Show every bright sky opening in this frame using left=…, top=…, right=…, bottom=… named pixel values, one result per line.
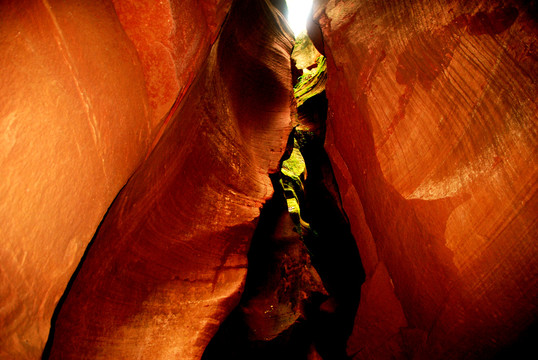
left=285, top=0, right=314, bottom=36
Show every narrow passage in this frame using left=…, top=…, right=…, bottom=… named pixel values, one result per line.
left=202, top=31, right=365, bottom=360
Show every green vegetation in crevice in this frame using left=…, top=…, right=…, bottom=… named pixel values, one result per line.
left=281, top=37, right=328, bottom=232
left=203, top=31, right=363, bottom=360
left=286, top=32, right=364, bottom=358
left=293, top=55, right=327, bottom=108
left=280, top=138, right=310, bottom=234
left=275, top=107, right=364, bottom=360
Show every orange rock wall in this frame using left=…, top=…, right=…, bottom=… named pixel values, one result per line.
left=47, top=0, right=293, bottom=358
left=2, top=0, right=536, bottom=358
left=0, top=0, right=150, bottom=357
left=314, top=0, right=537, bottom=358
left=111, top=0, right=232, bottom=127
left=0, top=0, right=231, bottom=358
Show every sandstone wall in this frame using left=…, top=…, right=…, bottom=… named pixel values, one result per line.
left=0, top=0, right=231, bottom=357
left=48, top=1, right=293, bottom=358
left=314, top=0, right=537, bottom=358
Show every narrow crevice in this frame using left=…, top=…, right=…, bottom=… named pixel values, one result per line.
left=203, top=172, right=323, bottom=360
left=295, top=121, right=364, bottom=359
left=203, top=32, right=365, bottom=360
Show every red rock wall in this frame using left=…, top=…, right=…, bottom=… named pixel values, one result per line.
left=314, top=0, right=537, bottom=358
left=111, top=0, right=232, bottom=127
left=0, top=0, right=231, bottom=358
left=0, top=0, right=150, bottom=357
left=3, top=0, right=535, bottom=358
left=47, top=0, right=293, bottom=358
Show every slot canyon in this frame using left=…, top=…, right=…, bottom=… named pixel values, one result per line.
left=0, top=0, right=536, bottom=359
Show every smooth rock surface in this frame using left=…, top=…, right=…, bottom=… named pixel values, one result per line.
left=0, top=0, right=233, bottom=358
left=2, top=0, right=537, bottom=358
left=314, top=0, right=537, bottom=358
left=0, top=1, right=151, bottom=357
left=47, top=0, right=293, bottom=358
left=291, top=33, right=322, bottom=71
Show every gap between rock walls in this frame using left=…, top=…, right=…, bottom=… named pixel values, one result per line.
left=202, top=29, right=365, bottom=360
left=3, top=0, right=534, bottom=359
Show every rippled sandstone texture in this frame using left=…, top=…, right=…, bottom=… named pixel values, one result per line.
left=47, top=0, right=293, bottom=358
left=2, top=0, right=537, bottom=358
left=0, top=0, right=231, bottom=358
left=313, top=0, right=537, bottom=358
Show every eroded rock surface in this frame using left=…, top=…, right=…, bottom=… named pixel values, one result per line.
left=47, top=0, right=293, bottom=358
left=239, top=181, right=327, bottom=342
left=0, top=1, right=151, bottom=357
left=313, top=0, right=537, bottom=358
left=111, top=0, right=232, bottom=127
left=292, top=33, right=322, bottom=72
left=0, top=0, right=281, bottom=358
left=2, top=0, right=537, bottom=358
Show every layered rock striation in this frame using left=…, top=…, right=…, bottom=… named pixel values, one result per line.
left=47, top=0, right=293, bottom=358
left=0, top=0, right=283, bottom=358
left=313, top=0, right=537, bottom=358
left=1, top=0, right=536, bottom=358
